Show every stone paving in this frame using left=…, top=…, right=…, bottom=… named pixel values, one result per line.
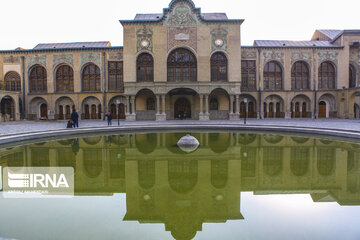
left=1, top=118, right=360, bottom=136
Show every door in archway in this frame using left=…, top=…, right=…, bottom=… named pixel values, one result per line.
left=65, top=105, right=71, bottom=119
left=174, top=98, right=191, bottom=119
left=84, top=104, right=90, bottom=119
left=110, top=104, right=117, bottom=119
left=240, top=102, right=245, bottom=118
left=59, top=106, right=64, bottom=120
left=98, top=105, right=102, bottom=119
left=119, top=103, right=125, bottom=119
left=1, top=97, right=15, bottom=120
left=248, top=102, right=255, bottom=118
left=302, top=103, right=307, bottom=118
left=276, top=103, right=281, bottom=118
left=319, top=101, right=326, bottom=118
left=40, top=104, right=48, bottom=119
left=295, top=103, right=300, bottom=118
left=268, top=103, right=274, bottom=118
left=91, top=105, right=97, bottom=119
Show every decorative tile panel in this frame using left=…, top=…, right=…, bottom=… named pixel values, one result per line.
left=53, top=54, right=73, bottom=66
left=263, top=51, right=284, bottom=64
left=3, top=56, right=20, bottom=64
left=241, top=51, right=257, bottom=59
left=291, top=52, right=312, bottom=64
left=80, top=53, right=101, bottom=67
left=108, top=52, right=123, bottom=61
left=136, top=27, right=153, bottom=52
left=211, top=27, right=228, bottom=52
left=167, top=27, right=197, bottom=52
left=317, top=51, right=338, bottom=64
left=27, top=55, right=46, bottom=67
left=165, top=3, right=197, bottom=26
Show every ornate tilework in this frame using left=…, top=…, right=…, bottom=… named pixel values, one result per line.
left=136, top=27, right=153, bottom=52
left=317, top=51, right=338, bottom=64
left=3, top=56, right=20, bottom=64
left=211, top=28, right=228, bottom=52
left=27, top=55, right=46, bottom=67
left=53, top=54, right=73, bottom=66
left=263, top=51, right=284, bottom=64
left=165, top=3, right=197, bottom=26
left=291, top=52, right=312, bottom=64
left=80, top=53, right=101, bottom=67
left=167, top=27, right=197, bottom=52
left=108, top=52, right=123, bottom=61
left=241, top=51, right=257, bottom=59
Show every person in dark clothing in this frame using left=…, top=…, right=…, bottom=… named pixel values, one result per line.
left=70, top=109, right=79, bottom=128
left=105, top=111, right=112, bottom=126
left=66, top=120, right=73, bottom=128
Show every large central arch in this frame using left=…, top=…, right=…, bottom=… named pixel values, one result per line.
left=167, top=88, right=199, bottom=120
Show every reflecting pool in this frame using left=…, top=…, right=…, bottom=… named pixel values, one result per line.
left=1, top=132, right=360, bottom=240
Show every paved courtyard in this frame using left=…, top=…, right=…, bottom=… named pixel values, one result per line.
left=1, top=118, right=360, bottom=136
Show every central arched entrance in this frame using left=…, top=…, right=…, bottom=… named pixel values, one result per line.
left=174, top=97, right=191, bottom=119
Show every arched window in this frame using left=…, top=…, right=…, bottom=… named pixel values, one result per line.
left=29, top=65, right=47, bottom=93
left=264, top=61, right=282, bottom=90
left=211, top=52, right=227, bottom=82
left=210, top=97, right=219, bottom=110
left=4, top=72, right=21, bottom=91
left=82, top=63, right=100, bottom=92
left=349, top=65, right=356, bottom=88
left=146, top=97, right=155, bottom=110
left=56, top=65, right=74, bottom=92
left=167, top=48, right=197, bottom=82
left=318, top=61, right=336, bottom=89
left=137, top=53, right=154, bottom=82
left=108, top=61, right=123, bottom=90
left=291, top=61, right=309, bottom=90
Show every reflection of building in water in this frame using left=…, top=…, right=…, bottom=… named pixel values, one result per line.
left=1, top=133, right=360, bottom=238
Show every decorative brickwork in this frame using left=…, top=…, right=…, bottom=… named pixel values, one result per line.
left=263, top=51, right=284, bottom=64
left=165, top=3, right=197, bottom=26
left=80, top=53, right=101, bottom=67
left=136, top=27, right=153, bottom=52
left=211, top=28, right=228, bottom=52
left=291, top=52, right=312, bottom=64
left=167, top=27, right=197, bottom=52
left=108, top=52, right=123, bottom=61
left=54, top=54, right=73, bottom=67
left=27, top=55, right=46, bottom=67
left=241, top=51, right=257, bottom=59
left=318, top=51, right=338, bottom=64
left=3, top=56, right=20, bottom=64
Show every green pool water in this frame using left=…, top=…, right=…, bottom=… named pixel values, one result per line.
left=0, top=132, right=360, bottom=240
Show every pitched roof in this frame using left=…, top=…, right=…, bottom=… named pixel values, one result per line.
left=317, top=30, right=343, bottom=40
left=134, top=14, right=163, bottom=20
left=201, top=13, right=228, bottom=20
left=33, top=41, right=111, bottom=49
left=253, top=40, right=339, bottom=48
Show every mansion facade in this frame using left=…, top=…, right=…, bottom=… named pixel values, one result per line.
left=1, top=0, right=360, bottom=122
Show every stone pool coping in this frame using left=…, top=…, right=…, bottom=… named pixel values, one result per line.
left=1, top=121, right=360, bottom=145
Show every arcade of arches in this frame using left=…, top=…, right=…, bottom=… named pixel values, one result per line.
left=0, top=0, right=360, bottom=122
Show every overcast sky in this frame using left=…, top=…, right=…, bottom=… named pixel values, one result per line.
left=0, top=0, right=359, bottom=50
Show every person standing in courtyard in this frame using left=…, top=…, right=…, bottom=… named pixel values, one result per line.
left=105, top=111, right=113, bottom=126
left=71, top=109, right=79, bottom=128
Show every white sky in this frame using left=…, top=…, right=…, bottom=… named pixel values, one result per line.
left=0, top=0, right=359, bottom=50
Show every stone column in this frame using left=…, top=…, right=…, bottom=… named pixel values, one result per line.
left=229, top=95, right=239, bottom=120
left=63, top=105, right=66, bottom=119
left=292, top=102, right=295, bottom=119
left=273, top=102, right=276, bottom=118
left=266, top=102, right=269, bottom=118
left=235, top=95, right=240, bottom=114
left=199, top=94, right=203, bottom=116
left=125, top=96, right=136, bottom=121
left=156, top=95, right=166, bottom=121
left=299, top=102, right=303, bottom=118
left=156, top=95, right=160, bottom=114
